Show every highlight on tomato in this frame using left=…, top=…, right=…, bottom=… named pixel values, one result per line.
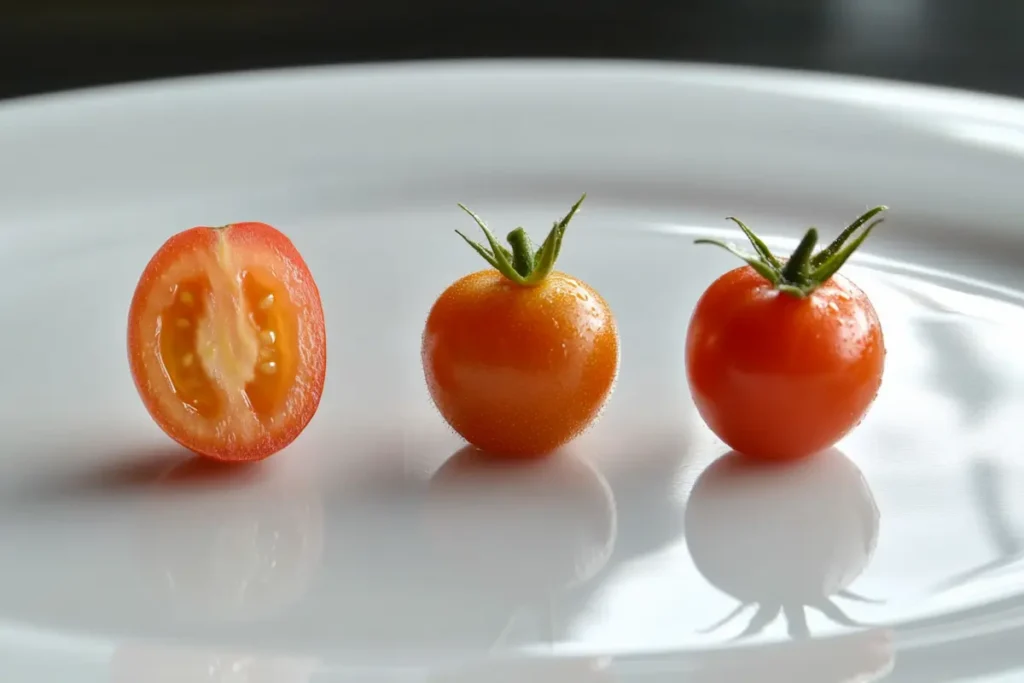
left=421, top=195, right=620, bottom=456
left=127, top=222, right=327, bottom=462
left=685, top=207, right=888, bottom=460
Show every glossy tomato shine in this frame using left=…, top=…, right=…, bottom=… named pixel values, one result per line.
left=128, top=222, right=326, bottom=461
left=423, top=270, right=619, bottom=456
left=686, top=266, right=885, bottom=460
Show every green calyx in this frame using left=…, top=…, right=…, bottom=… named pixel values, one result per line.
left=696, top=205, right=889, bottom=298
left=455, top=194, right=586, bottom=287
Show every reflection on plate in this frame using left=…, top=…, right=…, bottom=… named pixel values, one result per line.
left=425, top=447, right=618, bottom=600
left=685, top=449, right=880, bottom=640
left=137, top=458, right=325, bottom=623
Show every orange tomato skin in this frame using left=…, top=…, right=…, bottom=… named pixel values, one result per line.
left=422, top=270, right=619, bottom=456
left=127, top=222, right=326, bottom=462
left=686, top=266, right=885, bottom=460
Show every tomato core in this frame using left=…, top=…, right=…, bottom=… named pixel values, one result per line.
left=156, top=269, right=297, bottom=422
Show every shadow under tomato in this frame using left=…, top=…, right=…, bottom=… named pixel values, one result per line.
left=684, top=449, right=881, bottom=640
left=14, top=443, right=192, bottom=504
left=135, top=455, right=325, bottom=624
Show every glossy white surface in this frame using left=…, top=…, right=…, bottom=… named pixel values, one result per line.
left=1, top=60, right=1023, bottom=681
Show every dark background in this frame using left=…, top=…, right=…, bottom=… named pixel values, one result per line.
left=2, top=0, right=1023, bottom=101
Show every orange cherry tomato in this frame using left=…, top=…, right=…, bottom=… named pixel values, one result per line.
left=686, top=208, right=888, bottom=459
left=422, top=196, right=619, bottom=456
left=127, top=222, right=326, bottom=462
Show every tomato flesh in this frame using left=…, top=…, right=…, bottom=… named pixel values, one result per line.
left=686, top=266, right=885, bottom=459
left=128, top=223, right=326, bottom=461
left=422, top=270, right=619, bottom=456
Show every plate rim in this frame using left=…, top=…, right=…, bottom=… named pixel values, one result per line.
left=3, top=57, right=1024, bottom=119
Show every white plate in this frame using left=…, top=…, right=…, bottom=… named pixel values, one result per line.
left=1, top=59, right=1023, bottom=682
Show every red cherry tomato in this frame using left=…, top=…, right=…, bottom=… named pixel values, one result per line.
left=127, top=222, right=326, bottom=461
left=686, top=209, right=887, bottom=459
left=422, top=196, right=619, bottom=456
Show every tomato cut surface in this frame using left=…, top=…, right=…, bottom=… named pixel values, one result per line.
left=128, top=222, right=326, bottom=461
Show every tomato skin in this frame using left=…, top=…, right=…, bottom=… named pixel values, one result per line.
left=127, top=222, right=326, bottom=462
left=422, top=270, right=619, bottom=456
left=686, top=265, right=885, bottom=460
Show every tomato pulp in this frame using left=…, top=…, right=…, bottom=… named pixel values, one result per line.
left=422, top=196, right=619, bottom=456
left=127, top=222, right=326, bottom=461
left=686, top=208, right=887, bottom=459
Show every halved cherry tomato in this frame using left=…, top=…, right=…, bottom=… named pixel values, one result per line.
left=127, top=222, right=326, bottom=461
left=422, top=196, right=619, bottom=456
left=686, top=208, right=888, bottom=459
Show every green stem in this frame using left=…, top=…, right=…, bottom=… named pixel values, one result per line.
left=695, top=206, right=888, bottom=298
left=455, top=194, right=586, bottom=286
left=506, top=228, right=536, bottom=278
left=779, top=228, right=818, bottom=284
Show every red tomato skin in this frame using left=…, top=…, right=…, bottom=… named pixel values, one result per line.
left=422, top=270, right=619, bottom=456
left=686, top=265, right=885, bottom=460
left=127, top=222, right=327, bottom=462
